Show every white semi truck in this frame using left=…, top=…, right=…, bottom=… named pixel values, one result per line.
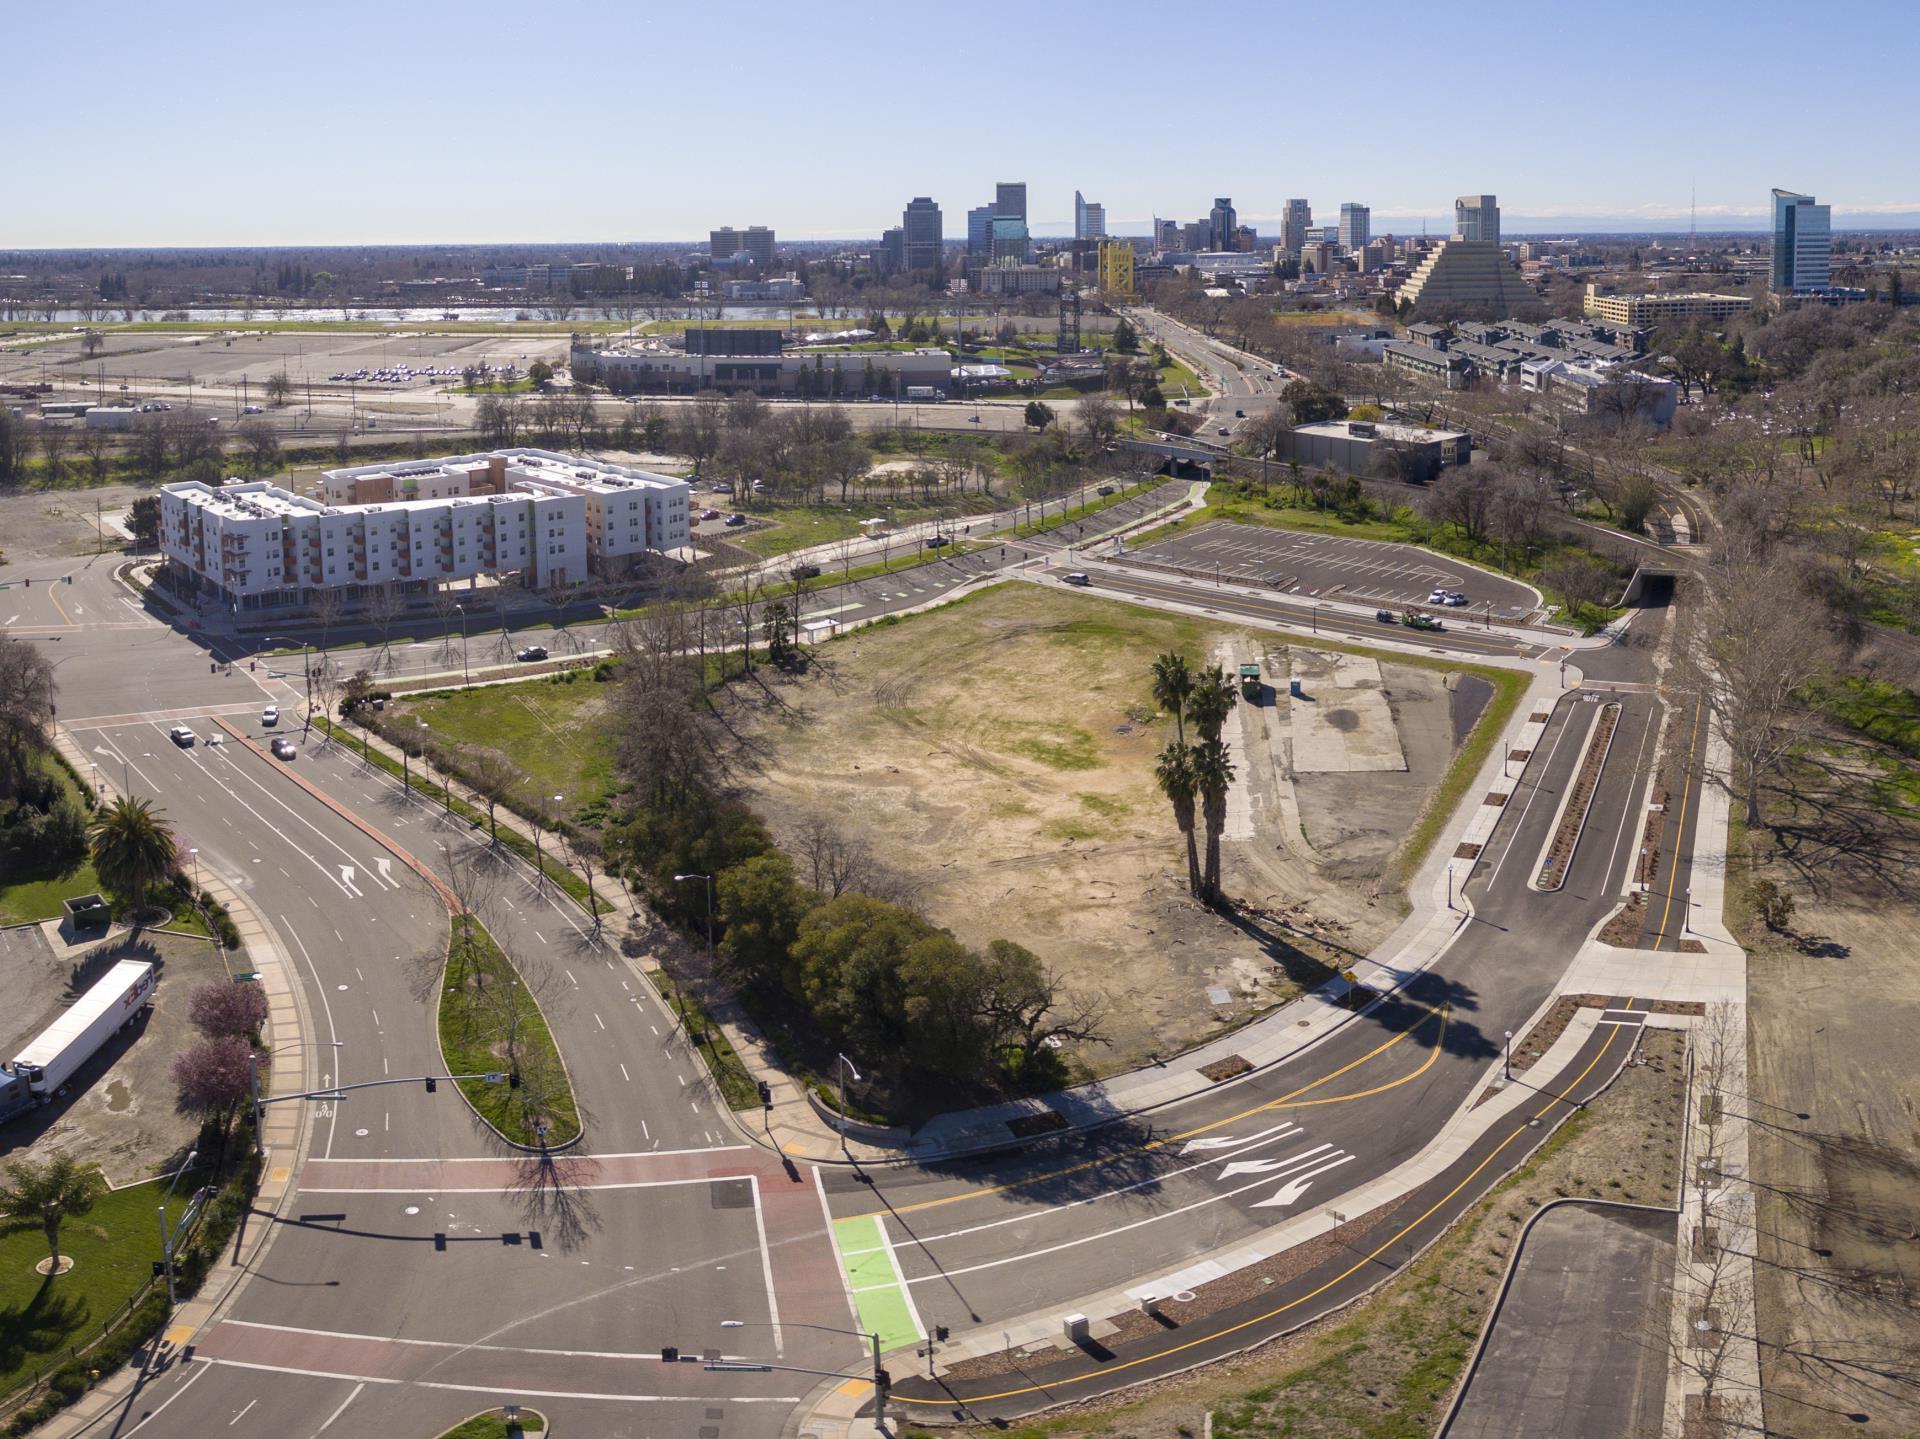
left=0, top=959, right=156, bottom=1122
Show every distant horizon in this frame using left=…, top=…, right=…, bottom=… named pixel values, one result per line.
left=4, top=213, right=1918, bottom=259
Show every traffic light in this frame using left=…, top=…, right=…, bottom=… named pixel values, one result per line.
left=508, top=1071, right=521, bottom=1090
left=425, top=1077, right=438, bottom=1093
left=935, top=1325, right=950, bottom=1341
left=152, top=1261, right=166, bottom=1278
left=660, top=1346, right=679, bottom=1363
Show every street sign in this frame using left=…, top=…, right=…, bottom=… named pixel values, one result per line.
left=705, top=1363, right=773, bottom=1373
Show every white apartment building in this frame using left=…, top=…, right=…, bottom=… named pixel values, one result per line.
left=160, top=448, right=689, bottom=609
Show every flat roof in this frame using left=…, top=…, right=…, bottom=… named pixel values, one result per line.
left=1295, top=419, right=1467, bottom=442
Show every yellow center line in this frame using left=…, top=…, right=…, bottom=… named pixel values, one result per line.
left=45, top=583, right=73, bottom=626
left=901, top=1001, right=1635, bottom=1406
left=1652, top=697, right=1705, bottom=947
left=857, top=1005, right=1447, bottom=1221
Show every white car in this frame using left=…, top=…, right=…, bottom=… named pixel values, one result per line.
left=261, top=705, right=280, bottom=727
left=169, top=725, right=195, bottom=747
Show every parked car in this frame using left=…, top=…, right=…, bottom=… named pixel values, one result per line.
left=1234, top=409, right=1245, bottom=417
left=261, top=705, right=279, bottom=727
left=725, top=513, right=747, bottom=527
left=169, top=725, right=195, bottom=746
left=516, top=645, right=549, bottom=662
left=1217, top=427, right=1230, bottom=435
left=1442, top=592, right=1468, bottom=606
left=271, top=737, right=296, bottom=761
left=699, top=508, right=721, bottom=521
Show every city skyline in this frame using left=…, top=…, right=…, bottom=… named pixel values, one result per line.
left=8, top=0, right=1919, bottom=247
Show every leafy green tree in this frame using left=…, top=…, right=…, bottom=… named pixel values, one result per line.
left=717, top=853, right=813, bottom=993
left=1280, top=377, right=1346, bottom=425
left=898, top=931, right=994, bottom=1078
left=1184, top=664, right=1238, bottom=743
left=1111, top=318, right=1139, bottom=354
left=1023, top=400, right=1054, bottom=430
left=128, top=495, right=160, bottom=549
left=87, top=794, right=178, bottom=914
left=791, top=893, right=936, bottom=1060
left=1151, top=652, right=1194, bottom=744
left=1155, top=740, right=1201, bottom=898
left=528, top=360, right=555, bottom=389
left=0, top=1154, right=104, bottom=1272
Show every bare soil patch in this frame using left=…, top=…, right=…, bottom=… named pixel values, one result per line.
left=1734, top=736, right=1920, bottom=1439
left=721, top=585, right=1473, bottom=1074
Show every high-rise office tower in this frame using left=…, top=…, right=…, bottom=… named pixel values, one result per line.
left=967, top=205, right=994, bottom=259
left=1453, top=195, right=1500, bottom=245
left=1075, top=191, right=1106, bottom=241
left=995, top=182, right=1027, bottom=223
left=1154, top=218, right=1181, bottom=250
left=1208, top=197, right=1237, bottom=252
left=708, top=226, right=775, bottom=268
left=1338, top=203, right=1371, bottom=255
left=1771, top=188, right=1832, bottom=293
left=902, top=196, right=943, bottom=271
left=991, top=182, right=1029, bottom=262
left=1281, top=198, right=1312, bottom=256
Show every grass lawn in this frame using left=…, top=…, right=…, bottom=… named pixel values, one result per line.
left=1129, top=487, right=1418, bottom=547
left=1158, top=356, right=1206, bottom=398
left=396, top=680, right=618, bottom=817
left=645, top=972, right=760, bottom=1111
left=436, top=1411, right=546, bottom=1439
left=0, top=755, right=101, bottom=925
left=0, top=1168, right=203, bottom=1394
left=438, top=918, right=581, bottom=1148
left=1810, top=674, right=1920, bottom=758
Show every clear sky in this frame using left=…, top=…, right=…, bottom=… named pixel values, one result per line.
left=9, top=0, right=1918, bottom=248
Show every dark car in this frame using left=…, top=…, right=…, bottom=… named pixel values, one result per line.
left=925, top=534, right=950, bottom=548
left=1096, top=484, right=1117, bottom=496
left=725, top=513, right=747, bottom=527
left=1375, top=609, right=1397, bottom=624
left=790, top=563, right=822, bottom=580
left=270, top=737, right=296, bottom=761
left=516, top=645, right=549, bottom=662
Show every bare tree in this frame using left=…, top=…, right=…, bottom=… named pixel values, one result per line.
left=1689, top=553, right=1835, bottom=825
left=464, top=749, right=524, bottom=845
left=39, top=425, right=69, bottom=485
left=792, top=815, right=875, bottom=899
left=366, top=582, right=406, bottom=672
left=75, top=424, right=113, bottom=483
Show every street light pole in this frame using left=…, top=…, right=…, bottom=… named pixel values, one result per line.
left=455, top=602, right=470, bottom=686
left=156, top=1147, right=198, bottom=1307
left=673, top=873, right=714, bottom=959
left=1504, top=1029, right=1514, bottom=1082
left=834, top=1051, right=861, bottom=1157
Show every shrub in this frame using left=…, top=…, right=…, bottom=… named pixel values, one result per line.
left=1750, top=877, right=1797, bottom=932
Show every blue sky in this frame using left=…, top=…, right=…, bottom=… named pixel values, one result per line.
left=9, top=0, right=1918, bottom=247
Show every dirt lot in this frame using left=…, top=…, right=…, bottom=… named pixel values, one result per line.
left=0, top=927, right=229, bottom=1185
left=915, top=1026, right=1687, bottom=1439
left=1734, top=737, right=1920, bottom=1439
left=723, top=584, right=1489, bottom=1074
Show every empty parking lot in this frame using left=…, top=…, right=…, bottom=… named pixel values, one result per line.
left=1127, top=522, right=1539, bottom=616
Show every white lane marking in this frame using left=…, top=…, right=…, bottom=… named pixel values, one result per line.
left=594, top=1013, right=605, bottom=1030
left=229, top=1397, right=257, bottom=1425
left=845, top=1126, right=1307, bottom=1256
left=750, top=1176, right=783, bottom=1355
left=337, top=865, right=362, bottom=897
left=203, top=1357, right=799, bottom=1404
left=1248, top=1154, right=1357, bottom=1209
left=282, top=917, right=343, bottom=1160
left=370, top=1009, right=380, bottom=1028
left=816, top=1163, right=869, bottom=1335
left=1485, top=700, right=1585, bottom=892
left=565, top=969, right=579, bottom=987
left=313, top=1380, right=365, bottom=1433
left=373, top=856, right=396, bottom=887
left=875, top=1213, right=925, bottom=1338
left=299, top=1143, right=742, bottom=1164
left=1179, top=1121, right=1297, bottom=1156
left=121, top=1359, right=209, bottom=1433
left=619, top=1063, right=630, bottom=1081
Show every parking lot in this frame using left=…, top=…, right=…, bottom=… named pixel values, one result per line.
left=1127, top=522, right=1539, bottom=617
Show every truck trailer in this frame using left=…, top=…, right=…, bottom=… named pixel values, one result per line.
left=0, top=959, right=156, bottom=1121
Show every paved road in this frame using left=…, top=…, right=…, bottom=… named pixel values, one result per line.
left=1444, top=1203, right=1675, bottom=1439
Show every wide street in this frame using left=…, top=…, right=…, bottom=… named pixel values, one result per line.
left=1, top=464, right=1694, bottom=1437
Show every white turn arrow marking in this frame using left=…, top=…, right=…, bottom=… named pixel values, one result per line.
left=1249, top=1154, right=1357, bottom=1209
left=1180, top=1121, right=1296, bottom=1157
left=1217, top=1143, right=1334, bottom=1182
left=373, top=856, right=395, bottom=886
left=337, top=865, right=363, bottom=897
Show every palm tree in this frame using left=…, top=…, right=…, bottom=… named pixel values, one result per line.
left=1185, top=664, right=1239, bottom=744
left=88, top=795, right=178, bottom=916
left=1154, top=740, right=1202, bottom=898
left=1150, top=652, right=1194, bottom=745
left=1191, top=738, right=1237, bottom=904
left=0, top=1154, right=104, bottom=1273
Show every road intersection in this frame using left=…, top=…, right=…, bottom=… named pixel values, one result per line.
left=1, top=463, right=1714, bottom=1439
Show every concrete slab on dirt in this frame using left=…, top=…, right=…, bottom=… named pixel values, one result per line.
left=1287, top=650, right=1407, bottom=774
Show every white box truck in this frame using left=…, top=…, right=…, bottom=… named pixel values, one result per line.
left=0, top=959, right=156, bottom=1121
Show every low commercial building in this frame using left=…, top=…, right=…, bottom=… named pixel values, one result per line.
left=1383, top=339, right=1473, bottom=390
left=975, top=264, right=1061, bottom=296
left=1582, top=285, right=1753, bottom=329
left=160, top=448, right=690, bottom=609
left=571, top=341, right=952, bottom=397
left=1520, top=361, right=1678, bottom=429
left=1279, top=418, right=1471, bottom=484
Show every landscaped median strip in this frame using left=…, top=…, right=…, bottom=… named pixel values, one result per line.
left=830, top=1214, right=923, bottom=1351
